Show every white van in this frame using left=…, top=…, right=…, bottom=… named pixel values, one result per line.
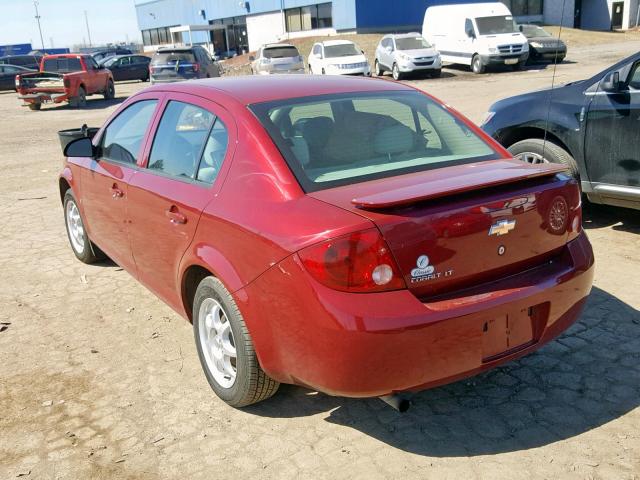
left=422, top=2, right=529, bottom=74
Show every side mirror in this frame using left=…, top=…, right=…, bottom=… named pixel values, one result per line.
left=361, top=50, right=365, bottom=54
left=601, top=71, right=621, bottom=93
left=466, top=29, right=476, bottom=39
left=249, top=55, right=255, bottom=61
left=518, top=25, right=523, bottom=32
left=64, top=137, right=96, bottom=158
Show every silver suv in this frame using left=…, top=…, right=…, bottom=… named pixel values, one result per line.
left=375, top=33, right=442, bottom=80
left=250, top=44, right=305, bottom=75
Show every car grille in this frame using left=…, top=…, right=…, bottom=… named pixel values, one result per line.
left=413, top=58, right=435, bottom=66
left=497, top=44, right=523, bottom=54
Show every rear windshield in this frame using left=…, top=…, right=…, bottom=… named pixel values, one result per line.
left=263, top=46, right=300, bottom=58
left=324, top=44, right=360, bottom=58
left=42, top=57, right=83, bottom=73
left=151, top=51, right=196, bottom=65
left=250, top=91, right=498, bottom=192
left=396, top=37, right=432, bottom=50
left=475, top=15, right=518, bottom=35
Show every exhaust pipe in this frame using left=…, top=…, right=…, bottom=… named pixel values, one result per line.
left=379, top=394, right=411, bottom=412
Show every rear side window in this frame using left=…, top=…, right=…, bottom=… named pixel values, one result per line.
left=250, top=91, right=497, bottom=192
left=197, top=118, right=229, bottom=184
left=148, top=101, right=215, bottom=179
left=101, top=100, right=158, bottom=164
left=151, top=51, right=196, bottom=65
left=43, top=57, right=83, bottom=73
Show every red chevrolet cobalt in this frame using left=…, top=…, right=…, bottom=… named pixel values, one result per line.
left=60, top=76, right=594, bottom=408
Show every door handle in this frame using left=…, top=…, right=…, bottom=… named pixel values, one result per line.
left=110, top=184, right=124, bottom=198
left=165, top=206, right=187, bottom=224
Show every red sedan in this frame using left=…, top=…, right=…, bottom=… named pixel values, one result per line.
left=59, top=75, right=594, bottom=408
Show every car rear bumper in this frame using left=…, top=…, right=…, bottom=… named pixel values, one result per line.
left=18, top=91, right=70, bottom=104
left=239, top=231, right=594, bottom=397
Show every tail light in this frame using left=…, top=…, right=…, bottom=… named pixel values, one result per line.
left=15, top=75, right=20, bottom=87
left=150, top=66, right=157, bottom=74
left=193, top=63, right=200, bottom=72
left=298, top=229, right=406, bottom=293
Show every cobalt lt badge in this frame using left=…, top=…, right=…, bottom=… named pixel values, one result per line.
left=489, top=219, right=516, bottom=236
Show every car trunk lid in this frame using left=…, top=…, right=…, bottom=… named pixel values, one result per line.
left=308, top=159, right=579, bottom=299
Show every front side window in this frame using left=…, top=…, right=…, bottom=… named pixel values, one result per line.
left=475, top=15, right=518, bottom=35
left=148, top=101, right=215, bottom=179
left=628, top=63, right=640, bottom=90
left=101, top=100, right=158, bottom=164
left=250, top=91, right=498, bottom=192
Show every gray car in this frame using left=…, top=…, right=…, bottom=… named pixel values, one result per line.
left=150, top=46, right=221, bottom=84
left=250, top=44, right=305, bottom=75
left=374, top=33, right=442, bottom=80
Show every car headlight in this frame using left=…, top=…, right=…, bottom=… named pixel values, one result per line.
left=397, top=53, right=411, bottom=61
left=530, top=41, right=542, bottom=49
left=481, top=111, right=496, bottom=125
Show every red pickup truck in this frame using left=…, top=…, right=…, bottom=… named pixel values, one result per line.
left=16, top=54, right=114, bottom=110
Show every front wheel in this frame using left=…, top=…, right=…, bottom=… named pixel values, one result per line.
left=193, top=276, right=279, bottom=407
left=392, top=63, right=402, bottom=80
left=508, top=138, right=579, bottom=179
left=63, top=190, right=104, bottom=263
left=374, top=59, right=383, bottom=76
left=430, top=69, right=442, bottom=78
left=471, top=54, right=485, bottom=74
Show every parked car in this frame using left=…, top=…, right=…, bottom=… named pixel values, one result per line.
left=59, top=75, right=593, bottom=408
left=0, top=64, right=34, bottom=91
left=423, top=2, right=529, bottom=74
left=101, top=55, right=151, bottom=82
left=250, top=43, right=305, bottom=75
left=308, top=40, right=370, bottom=76
left=482, top=51, right=640, bottom=211
left=150, top=46, right=221, bottom=84
left=0, top=54, right=43, bottom=70
left=91, top=47, right=133, bottom=64
left=375, top=33, right=441, bottom=80
left=519, top=24, right=567, bottom=64
left=16, top=54, right=114, bottom=110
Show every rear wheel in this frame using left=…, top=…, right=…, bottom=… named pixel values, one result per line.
left=392, top=63, right=402, bottom=80
left=28, top=102, right=41, bottom=111
left=471, top=54, right=485, bottom=74
left=374, top=59, right=383, bottom=76
left=508, top=138, right=579, bottom=179
left=70, top=87, right=87, bottom=108
left=193, top=276, right=279, bottom=407
left=103, top=80, right=115, bottom=100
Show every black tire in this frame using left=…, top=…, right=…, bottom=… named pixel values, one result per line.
left=63, top=190, right=104, bottom=264
left=374, top=59, right=383, bottom=76
left=321, top=68, right=326, bottom=75
left=512, top=61, right=524, bottom=71
left=193, top=276, right=279, bottom=407
left=28, top=102, right=41, bottom=111
left=430, top=69, right=442, bottom=78
left=471, top=54, right=485, bottom=74
left=508, top=138, right=580, bottom=179
left=392, top=63, right=402, bottom=80
left=70, top=87, right=87, bottom=108
left=103, top=80, right=115, bottom=100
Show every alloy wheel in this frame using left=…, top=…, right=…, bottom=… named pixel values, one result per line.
left=515, top=151, right=550, bottom=165
left=198, top=298, right=237, bottom=389
left=65, top=200, right=85, bottom=254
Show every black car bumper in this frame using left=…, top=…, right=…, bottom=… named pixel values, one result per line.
left=530, top=47, right=567, bottom=61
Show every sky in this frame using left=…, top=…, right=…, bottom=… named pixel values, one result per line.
left=0, top=0, right=142, bottom=49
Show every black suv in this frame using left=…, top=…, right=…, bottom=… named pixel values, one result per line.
left=150, top=46, right=221, bottom=84
left=0, top=54, right=43, bottom=70
left=482, top=51, right=640, bottom=211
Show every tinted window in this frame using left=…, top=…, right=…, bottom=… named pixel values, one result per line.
left=151, top=51, right=196, bottom=65
left=324, top=43, right=359, bottom=58
left=263, top=46, right=300, bottom=58
left=148, top=101, right=215, bottom=179
left=197, top=118, right=229, bottom=184
left=101, top=100, right=158, bottom=164
left=43, top=57, right=83, bottom=73
left=251, top=92, right=497, bottom=192
left=475, top=15, right=517, bottom=35
left=629, top=63, right=640, bottom=90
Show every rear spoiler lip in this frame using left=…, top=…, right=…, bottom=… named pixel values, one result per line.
left=351, top=161, right=568, bottom=210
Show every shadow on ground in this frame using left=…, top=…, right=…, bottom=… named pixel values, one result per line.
left=583, top=202, right=639, bottom=234
left=246, top=286, right=640, bottom=457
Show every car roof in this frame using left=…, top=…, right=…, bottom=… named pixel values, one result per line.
left=144, top=75, right=413, bottom=105
left=384, top=32, right=422, bottom=39
left=319, top=40, right=355, bottom=46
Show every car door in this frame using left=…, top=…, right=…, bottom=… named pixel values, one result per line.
left=79, top=95, right=160, bottom=273
left=0, top=66, right=12, bottom=90
left=585, top=61, right=640, bottom=191
left=83, top=56, right=103, bottom=93
left=127, top=93, right=236, bottom=310
left=133, top=56, right=150, bottom=80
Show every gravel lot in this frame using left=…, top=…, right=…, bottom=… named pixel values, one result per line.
left=1, top=39, right=639, bottom=480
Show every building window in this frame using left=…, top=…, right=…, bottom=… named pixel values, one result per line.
left=141, top=26, right=176, bottom=46
left=500, top=0, right=543, bottom=16
left=285, top=3, right=332, bottom=32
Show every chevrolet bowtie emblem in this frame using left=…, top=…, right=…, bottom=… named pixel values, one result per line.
left=489, top=219, right=516, bottom=236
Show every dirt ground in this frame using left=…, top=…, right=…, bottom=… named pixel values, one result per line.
left=1, top=37, right=639, bottom=480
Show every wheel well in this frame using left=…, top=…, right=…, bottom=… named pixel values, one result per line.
left=79, top=84, right=85, bottom=92
left=182, top=265, right=213, bottom=322
left=59, top=178, right=70, bottom=204
left=499, top=127, right=574, bottom=158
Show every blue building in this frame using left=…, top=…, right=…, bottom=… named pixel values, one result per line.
left=134, top=0, right=634, bottom=54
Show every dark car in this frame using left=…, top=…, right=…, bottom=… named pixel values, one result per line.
left=0, top=64, right=34, bottom=91
left=91, top=48, right=133, bottom=64
left=150, top=46, right=221, bottom=84
left=0, top=54, right=43, bottom=70
left=482, top=51, right=640, bottom=211
left=101, top=55, right=150, bottom=82
left=519, top=24, right=567, bottom=63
